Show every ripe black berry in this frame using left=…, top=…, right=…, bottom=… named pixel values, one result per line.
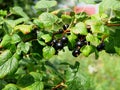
left=72, top=49, right=80, bottom=57
left=52, top=39, right=57, bottom=44
left=76, top=41, right=84, bottom=47
left=97, top=42, right=105, bottom=51
left=63, top=24, right=69, bottom=30
left=61, top=36, right=68, bottom=43
left=55, top=41, right=63, bottom=50
left=58, top=29, right=64, bottom=33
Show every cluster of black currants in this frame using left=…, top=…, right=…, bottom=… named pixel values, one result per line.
left=47, top=24, right=105, bottom=57
left=72, top=35, right=90, bottom=57
left=47, top=24, right=69, bottom=54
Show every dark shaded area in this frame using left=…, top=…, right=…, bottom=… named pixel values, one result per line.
left=105, top=28, right=120, bottom=54
left=17, top=74, right=34, bottom=87
left=0, top=0, right=37, bottom=17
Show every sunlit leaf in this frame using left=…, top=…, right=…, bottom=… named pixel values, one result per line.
left=35, top=0, right=57, bottom=9
left=14, top=25, right=33, bottom=34
left=39, top=12, right=58, bottom=27
left=0, top=57, right=18, bottom=78
left=72, top=22, right=88, bottom=35
left=43, top=46, right=55, bottom=59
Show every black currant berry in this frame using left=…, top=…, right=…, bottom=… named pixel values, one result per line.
left=55, top=41, right=63, bottom=50
left=76, top=41, right=84, bottom=47
left=72, top=49, right=80, bottom=57
left=61, top=36, right=68, bottom=43
left=58, top=29, right=64, bottom=33
left=83, top=41, right=90, bottom=45
left=52, top=39, right=57, bottom=44
left=97, top=42, right=105, bottom=51
left=63, top=24, right=69, bottom=30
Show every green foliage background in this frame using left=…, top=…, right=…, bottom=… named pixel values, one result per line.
left=0, top=0, right=120, bottom=90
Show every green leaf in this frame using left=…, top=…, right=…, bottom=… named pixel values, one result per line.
left=24, top=81, right=44, bottom=90
left=0, top=10, right=7, bottom=16
left=0, top=50, right=12, bottom=66
left=33, top=19, right=44, bottom=28
left=42, top=46, right=55, bottom=59
left=0, top=34, right=11, bottom=48
left=80, top=45, right=93, bottom=57
left=0, top=57, right=18, bottom=78
left=61, top=15, right=72, bottom=24
left=37, top=40, right=46, bottom=46
left=99, top=0, right=120, bottom=14
left=41, top=34, right=52, bottom=43
left=17, top=74, right=35, bottom=87
left=5, top=20, right=16, bottom=28
left=86, top=33, right=100, bottom=46
left=14, top=18, right=28, bottom=25
left=30, top=72, right=43, bottom=82
left=0, top=16, right=4, bottom=24
left=11, top=34, right=21, bottom=44
left=2, top=84, right=19, bottom=90
left=10, top=6, right=29, bottom=19
left=72, top=22, right=88, bottom=35
left=16, top=42, right=31, bottom=54
left=68, top=33, right=77, bottom=49
left=14, top=25, right=33, bottom=34
left=105, top=29, right=120, bottom=55
left=3, top=21, right=13, bottom=34
left=17, top=72, right=43, bottom=89
left=79, top=0, right=95, bottom=4
left=91, top=21, right=105, bottom=33
left=35, top=0, right=57, bottom=9
left=39, top=12, right=58, bottom=27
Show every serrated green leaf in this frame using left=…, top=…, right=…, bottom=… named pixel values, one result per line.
left=0, top=57, right=18, bottom=78
left=10, top=6, right=29, bottom=19
left=39, top=12, right=58, bottom=27
left=37, top=31, right=44, bottom=39
left=61, top=14, right=72, bottom=24
left=35, top=0, right=57, bottom=9
left=24, top=81, right=44, bottom=90
left=2, top=84, right=19, bottom=90
left=11, top=34, right=21, bottom=44
left=43, top=46, right=55, bottom=59
left=30, top=72, right=43, bottom=82
left=0, top=34, right=11, bottom=48
left=16, top=42, right=31, bottom=54
left=86, top=33, right=100, bottom=46
left=91, top=21, right=105, bottom=33
left=80, top=45, right=93, bottom=57
left=68, top=33, right=77, bottom=49
left=33, top=19, right=44, bottom=28
left=41, top=34, right=52, bottom=43
left=14, top=25, right=33, bottom=34
left=72, top=22, right=88, bottom=35
left=37, top=40, right=46, bottom=46
left=0, top=50, right=12, bottom=66
left=5, top=20, right=16, bottom=28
